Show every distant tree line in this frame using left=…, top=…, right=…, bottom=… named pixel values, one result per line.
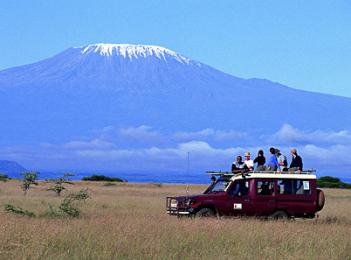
left=82, top=175, right=124, bottom=182
left=317, top=176, right=351, bottom=189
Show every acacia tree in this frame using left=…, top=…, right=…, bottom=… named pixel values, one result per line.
left=21, top=171, right=39, bottom=195
left=47, top=173, right=74, bottom=196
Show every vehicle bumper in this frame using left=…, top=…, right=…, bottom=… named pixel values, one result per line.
left=166, top=209, right=191, bottom=215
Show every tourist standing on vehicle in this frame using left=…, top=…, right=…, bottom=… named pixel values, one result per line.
left=267, top=147, right=279, bottom=171
left=232, top=155, right=244, bottom=172
left=276, top=149, right=288, bottom=171
left=254, top=149, right=266, bottom=171
left=289, top=148, right=303, bottom=171
left=243, top=152, right=254, bottom=171
left=210, top=176, right=216, bottom=184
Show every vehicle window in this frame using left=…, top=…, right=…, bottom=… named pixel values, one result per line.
left=210, top=180, right=230, bottom=192
left=228, top=180, right=249, bottom=196
left=256, top=181, right=274, bottom=196
left=277, top=180, right=311, bottom=195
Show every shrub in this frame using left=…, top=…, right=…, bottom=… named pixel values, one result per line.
left=0, top=173, right=9, bottom=182
left=46, top=189, right=90, bottom=218
left=4, top=189, right=90, bottom=219
left=82, top=175, right=124, bottom=182
left=47, top=173, right=74, bottom=196
left=21, top=171, right=39, bottom=195
left=4, top=204, right=36, bottom=217
left=58, top=198, right=80, bottom=218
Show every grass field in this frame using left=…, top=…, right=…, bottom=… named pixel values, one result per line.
left=0, top=180, right=350, bottom=259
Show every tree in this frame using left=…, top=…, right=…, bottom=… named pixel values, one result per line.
left=21, top=172, right=39, bottom=195
left=47, top=173, right=74, bottom=196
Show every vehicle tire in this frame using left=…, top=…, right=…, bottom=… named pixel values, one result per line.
left=195, top=208, right=215, bottom=218
left=317, top=189, right=325, bottom=211
left=269, top=210, right=288, bottom=220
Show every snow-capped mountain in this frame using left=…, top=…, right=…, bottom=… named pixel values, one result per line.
left=0, top=43, right=351, bottom=177
left=1, top=43, right=350, bottom=145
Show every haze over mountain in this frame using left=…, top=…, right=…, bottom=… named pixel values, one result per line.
left=0, top=43, right=350, bottom=180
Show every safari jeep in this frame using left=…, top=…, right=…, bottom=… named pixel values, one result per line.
left=166, top=171, right=325, bottom=219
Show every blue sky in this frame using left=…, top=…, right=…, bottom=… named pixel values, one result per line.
left=1, top=0, right=350, bottom=97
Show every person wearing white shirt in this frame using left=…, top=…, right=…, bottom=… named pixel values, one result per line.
left=244, top=152, right=254, bottom=171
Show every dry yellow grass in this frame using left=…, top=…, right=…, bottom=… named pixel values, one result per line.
left=0, top=180, right=350, bottom=259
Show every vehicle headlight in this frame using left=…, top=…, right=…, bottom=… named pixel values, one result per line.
left=170, top=201, right=178, bottom=208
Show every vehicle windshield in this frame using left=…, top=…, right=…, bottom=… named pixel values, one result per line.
left=209, top=178, right=230, bottom=193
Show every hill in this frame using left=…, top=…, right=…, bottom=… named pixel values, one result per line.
left=0, top=160, right=27, bottom=178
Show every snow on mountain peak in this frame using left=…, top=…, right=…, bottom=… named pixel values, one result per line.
left=78, top=43, right=192, bottom=64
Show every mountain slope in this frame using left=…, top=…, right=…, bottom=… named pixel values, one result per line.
left=0, top=160, right=27, bottom=178
left=0, top=43, right=350, bottom=146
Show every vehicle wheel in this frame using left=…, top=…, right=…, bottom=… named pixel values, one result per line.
left=269, top=210, right=288, bottom=220
left=317, top=190, right=325, bottom=211
left=195, top=208, right=215, bottom=218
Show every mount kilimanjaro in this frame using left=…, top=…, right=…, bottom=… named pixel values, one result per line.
left=1, top=43, right=350, bottom=147
left=0, top=43, right=351, bottom=178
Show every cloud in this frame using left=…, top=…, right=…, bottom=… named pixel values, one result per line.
left=270, top=124, right=351, bottom=145
left=173, top=128, right=214, bottom=139
left=119, top=125, right=161, bottom=140
left=173, top=128, right=247, bottom=141
left=63, top=139, right=115, bottom=150
left=73, top=141, right=237, bottom=160
left=2, top=124, right=351, bottom=178
left=75, top=148, right=139, bottom=159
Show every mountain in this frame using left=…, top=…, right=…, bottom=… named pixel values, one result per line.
left=0, top=160, right=27, bottom=178
left=0, top=43, right=350, bottom=177
left=1, top=43, right=351, bottom=146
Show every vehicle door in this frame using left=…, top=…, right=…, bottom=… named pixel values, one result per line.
left=224, top=179, right=253, bottom=216
left=252, top=179, right=276, bottom=215
left=276, top=179, right=314, bottom=215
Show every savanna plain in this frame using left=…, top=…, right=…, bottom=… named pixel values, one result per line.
left=0, top=180, right=350, bottom=260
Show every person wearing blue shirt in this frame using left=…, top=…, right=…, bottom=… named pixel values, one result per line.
left=267, top=147, right=279, bottom=171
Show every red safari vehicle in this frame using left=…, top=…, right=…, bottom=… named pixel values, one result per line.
left=166, top=171, right=325, bottom=219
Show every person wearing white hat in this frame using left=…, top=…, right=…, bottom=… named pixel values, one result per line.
left=244, top=151, right=254, bottom=171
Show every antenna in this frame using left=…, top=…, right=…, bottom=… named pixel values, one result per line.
left=186, top=152, right=190, bottom=195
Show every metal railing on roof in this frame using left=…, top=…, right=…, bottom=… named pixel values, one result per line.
left=207, top=169, right=316, bottom=176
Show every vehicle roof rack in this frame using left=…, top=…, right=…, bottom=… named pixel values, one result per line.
left=206, top=169, right=316, bottom=176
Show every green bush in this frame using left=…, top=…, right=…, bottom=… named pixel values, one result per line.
left=58, top=199, right=80, bottom=218
left=5, top=189, right=90, bottom=219
left=4, top=204, right=36, bottom=217
left=317, top=176, right=351, bottom=189
left=82, top=175, right=124, bottom=182
left=0, top=173, right=9, bottom=182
